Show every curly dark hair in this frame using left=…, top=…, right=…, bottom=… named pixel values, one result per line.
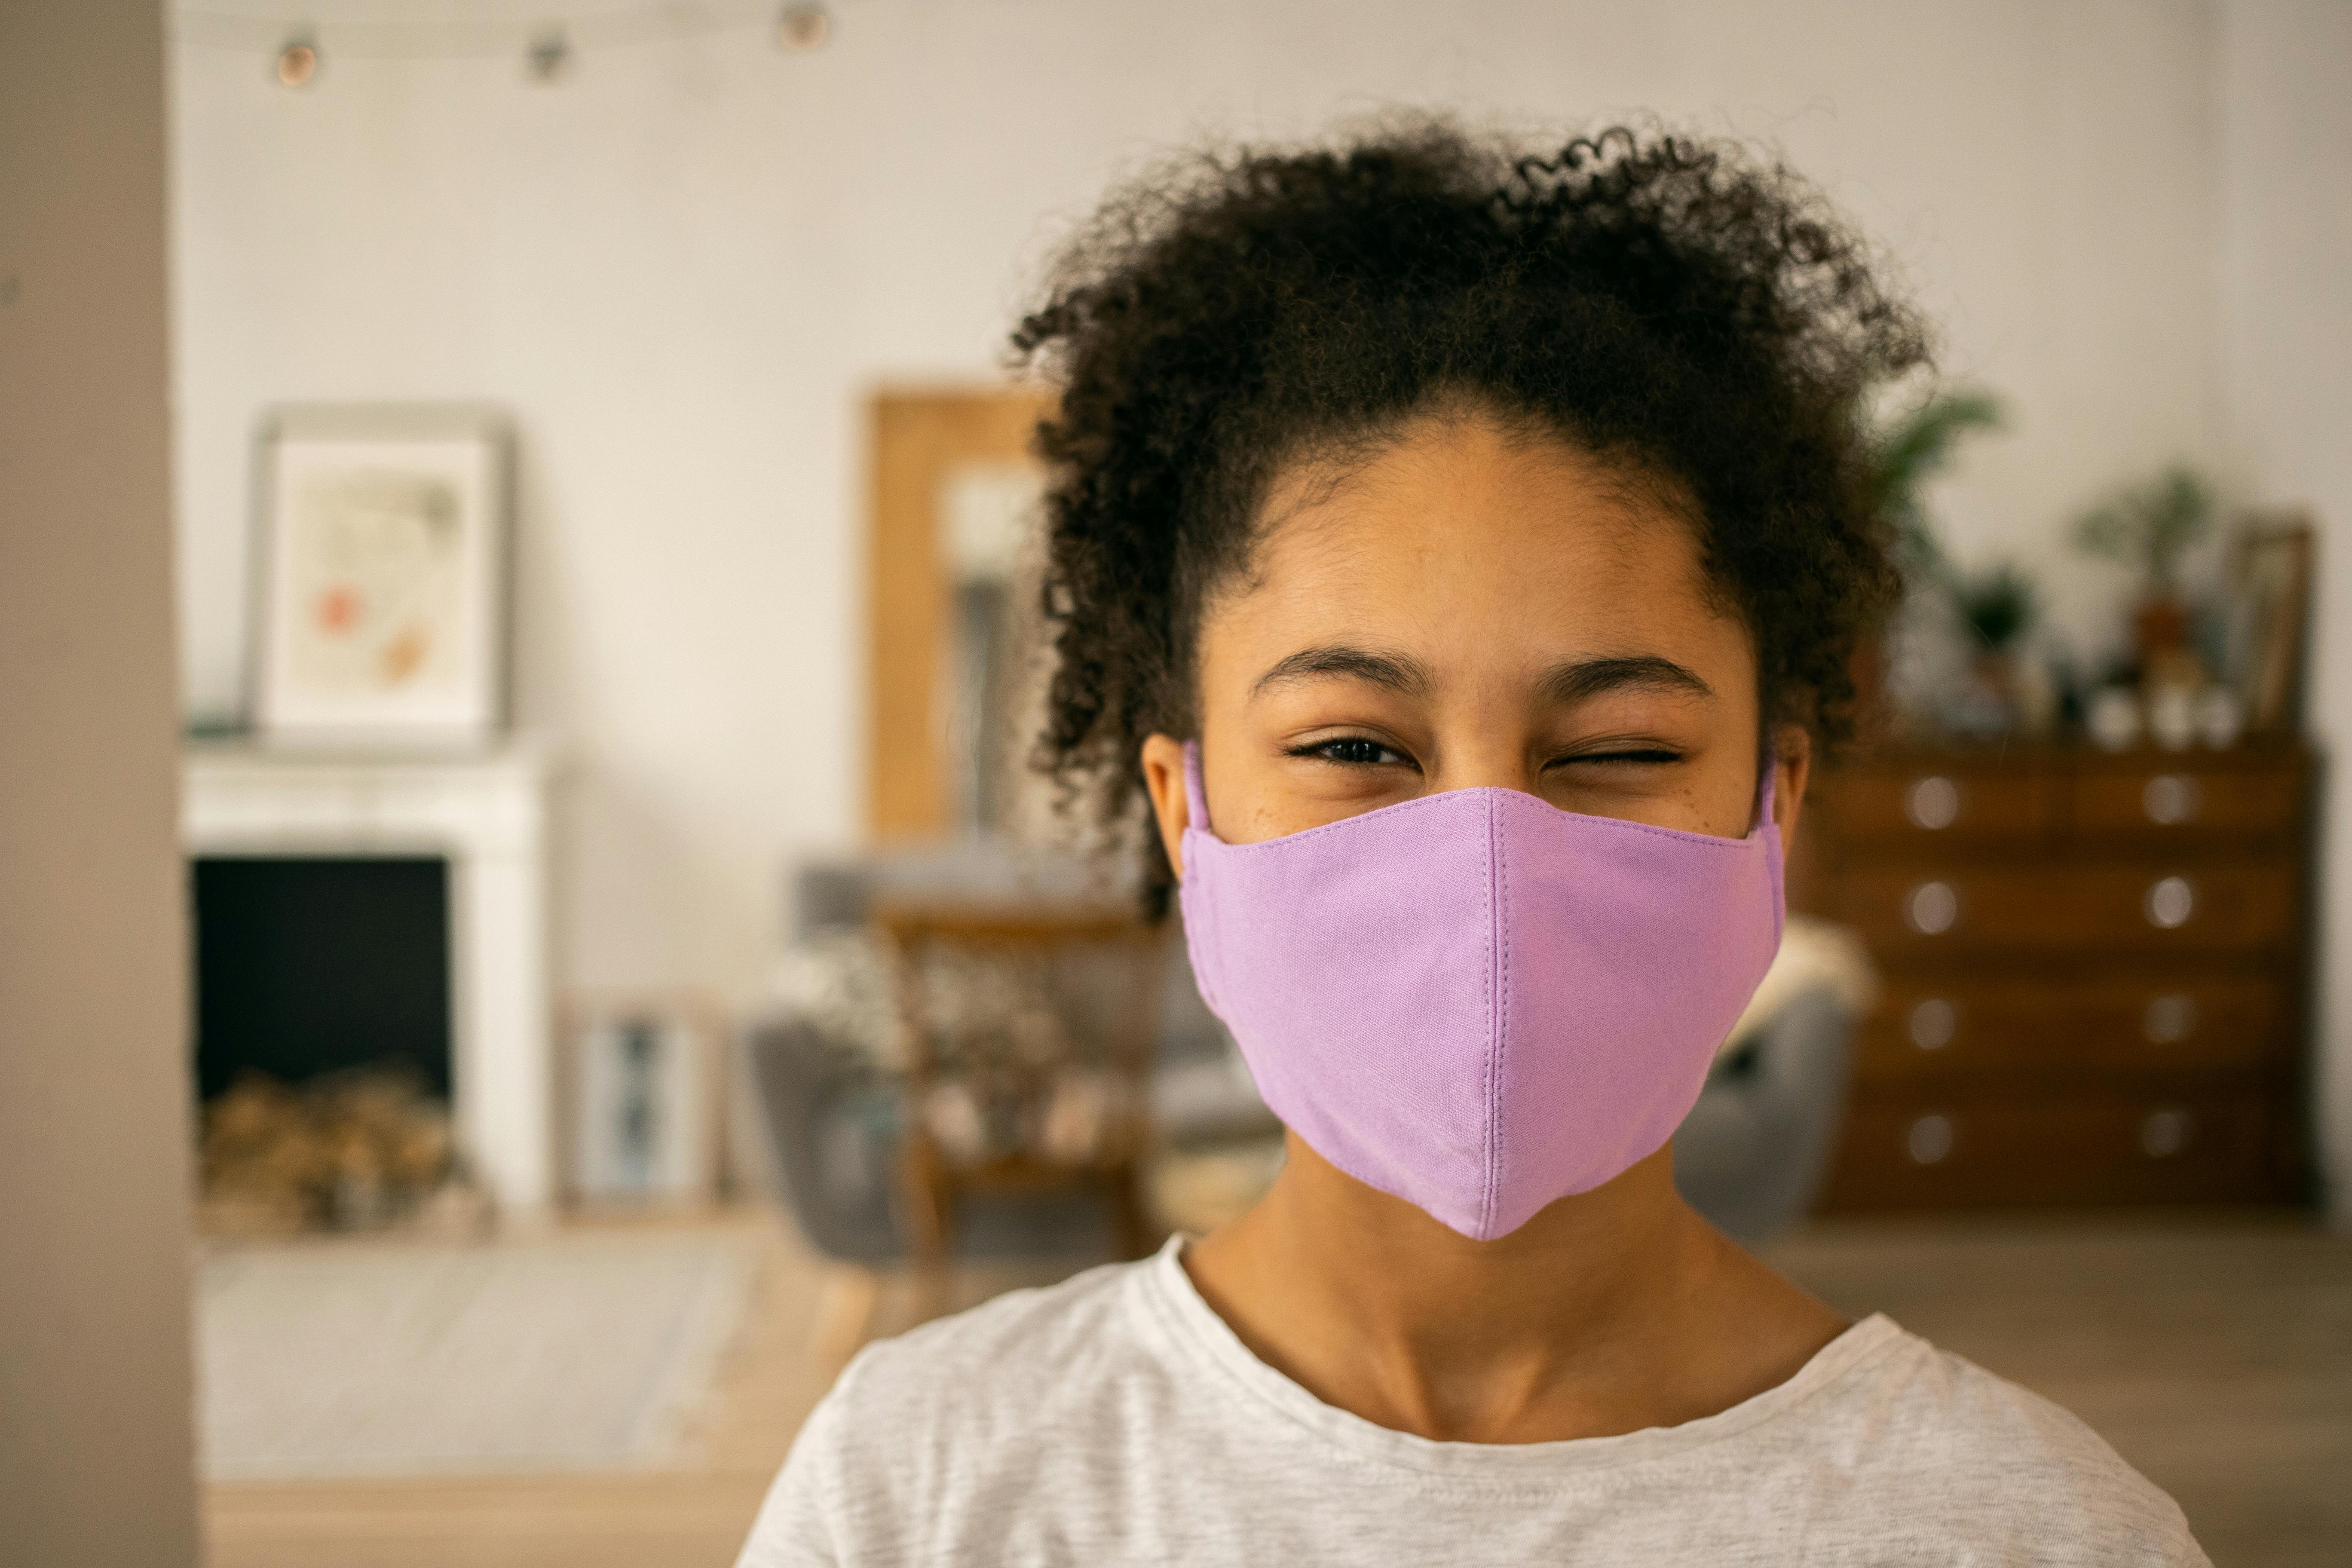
left=1012, top=120, right=1927, bottom=913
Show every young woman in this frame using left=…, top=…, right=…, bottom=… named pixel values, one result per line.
left=740, top=123, right=2205, bottom=1566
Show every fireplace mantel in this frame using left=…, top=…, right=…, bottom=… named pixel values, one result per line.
left=181, top=739, right=557, bottom=1214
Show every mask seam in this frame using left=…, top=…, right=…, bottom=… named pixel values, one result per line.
left=1482, top=791, right=1501, bottom=1239
left=1498, top=795, right=1512, bottom=1235
left=1197, top=788, right=1769, bottom=856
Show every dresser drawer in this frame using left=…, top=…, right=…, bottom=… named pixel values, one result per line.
left=2070, top=759, right=2306, bottom=841
left=1838, top=859, right=2297, bottom=954
left=1857, top=975, right=2288, bottom=1085
left=1821, top=1093, right=2286, bottom=1209
left=1815, top=765, right=2052, bottom=845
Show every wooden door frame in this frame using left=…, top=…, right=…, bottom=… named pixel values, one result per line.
left=865, top=387, right=1056, bottom=842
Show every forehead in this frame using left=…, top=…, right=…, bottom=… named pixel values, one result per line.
left=1214, top=414, right=1738, bottom=667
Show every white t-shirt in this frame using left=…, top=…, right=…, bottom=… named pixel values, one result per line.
left=738, top=1238, right=2207, bottom=1566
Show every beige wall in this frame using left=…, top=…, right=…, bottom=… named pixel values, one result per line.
left=2217, top=0, right=2352, bottom=1214
left=0, top=1, right=202, bottom=1559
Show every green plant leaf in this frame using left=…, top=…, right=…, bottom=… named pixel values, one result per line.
left=2068, top=464, right=2214, bottom=587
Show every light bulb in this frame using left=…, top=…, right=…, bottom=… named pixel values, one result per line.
left=775, top=3, right=830, bottom=51
left=276, top=37, right=320, bottom=87
left=527, top=27, right=573, bottom=83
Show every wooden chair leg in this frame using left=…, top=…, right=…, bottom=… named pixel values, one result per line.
left=809, top=1264, right=880, bottom=1372
left=1108, top=1160, right=1157, bottom=1261
left=902, top=1138, right=954, bottom=1321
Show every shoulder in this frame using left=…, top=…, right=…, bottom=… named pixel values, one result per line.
left=1817, top=1320, right=2206, bottom=1563
left=832, top=1253, right=1159, bottom=1433
left=735, top=1255, right=1171, bottom=1567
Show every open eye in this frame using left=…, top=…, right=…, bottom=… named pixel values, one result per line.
left=1288, top=735, right=1412, bottom=768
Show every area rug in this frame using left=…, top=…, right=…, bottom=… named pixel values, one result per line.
left=199, top=1229, right=758, bottom=1479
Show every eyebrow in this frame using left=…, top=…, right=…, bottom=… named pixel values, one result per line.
left=1250, top=645, right=1433, bottom=699
left=1537, top=655, right=1715, bottom=706
left=1248, top=646, right=1714, bottom=706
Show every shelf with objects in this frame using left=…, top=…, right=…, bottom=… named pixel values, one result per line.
left=1806, top=433, right=2317, bottom=1210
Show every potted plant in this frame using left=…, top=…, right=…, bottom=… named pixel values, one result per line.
left=1956, top=561, right=2036, bottom=662
left=1870, top=389, right=2005, bottom=588
left=1860, top=389, right=2005, bottom=730
left=2070, top=466, right=2214, bottom=669
left=1948, top=560, right=2040, bottom=735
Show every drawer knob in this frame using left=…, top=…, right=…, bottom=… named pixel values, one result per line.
left=2143, top=993, right=2197, bottom=1044
left=1905, top=776, right=1961, bottom=830
left=2140, top=1108, right=2194, bottom=1158
left=2144, top=875, right=2196, bottom=929
left=2142, top=774, right=2202, bottom=825
left=1904, top=881, right=1960, bottom=935
left=1908, top=998, right=1957, bottom=1050
left=1906, top=1114, right=1955, bottom=1165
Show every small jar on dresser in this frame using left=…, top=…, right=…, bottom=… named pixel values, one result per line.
left=1804, top=741, right=2315, bottom=1209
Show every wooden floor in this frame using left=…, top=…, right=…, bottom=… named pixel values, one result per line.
left=204, top=1208, right=2351, bottom=1567
left=1767, top=1213, right=2352, bottom=1568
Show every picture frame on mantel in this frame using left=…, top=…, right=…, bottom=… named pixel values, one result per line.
left=250, top=405, right=513, bottom=747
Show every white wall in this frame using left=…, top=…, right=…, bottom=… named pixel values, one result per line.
left=2217, top=0, right=2352, bottom=1214
left=171, top=0, right=2230, bottom=998
left=1, top=2, right=201, bottom=1558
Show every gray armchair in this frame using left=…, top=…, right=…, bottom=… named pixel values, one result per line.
left=1672, top=986, right=1856, bottom=1243
left=746, top=849, right=1264, bottom=1265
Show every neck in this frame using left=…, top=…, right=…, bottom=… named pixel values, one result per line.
left=1182, top=1133, right=1840, bottom=1443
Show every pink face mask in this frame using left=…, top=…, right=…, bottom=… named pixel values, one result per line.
left=1177, top=741, right=1783, bottom=1241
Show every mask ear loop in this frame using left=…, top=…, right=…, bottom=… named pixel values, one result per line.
left=1755, top=734, right=1788, bottom=944
left=1180, top=739, right=1214, bottom=839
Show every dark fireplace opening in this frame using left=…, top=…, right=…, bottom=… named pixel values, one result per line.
left=193, top=855, right=453, bottom=1102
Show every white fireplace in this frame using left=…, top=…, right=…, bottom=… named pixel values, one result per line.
left=182, top=741, right=557, bottom=1214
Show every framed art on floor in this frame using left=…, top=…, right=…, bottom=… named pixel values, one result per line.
left=561, top=991, right=731, bottom=1209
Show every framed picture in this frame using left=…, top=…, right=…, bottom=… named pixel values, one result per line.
left=252, top=405, right=511, bottom=744
left=2233, top=515, right=2314, bottom=736
left=561, top=992, right=730, bottom=1207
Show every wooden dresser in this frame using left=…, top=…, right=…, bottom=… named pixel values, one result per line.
left=1805, top=742, right=2314, bottom=1209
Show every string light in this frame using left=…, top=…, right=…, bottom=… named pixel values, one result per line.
left=525, top=25, right=573, bottom=82
left=775, top=3, right=829, bottom=51
left=275, top=34, right=319, bottom=86
left=176, top=3, right=841, bottom=78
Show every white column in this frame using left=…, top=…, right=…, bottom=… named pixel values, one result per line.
left=452, top=767, right=555, bottom=1214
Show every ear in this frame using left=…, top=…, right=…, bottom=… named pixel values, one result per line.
left=1140, top=733, right=1191, bottom=881
left=1770, top=724, right=1812, bottom=848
